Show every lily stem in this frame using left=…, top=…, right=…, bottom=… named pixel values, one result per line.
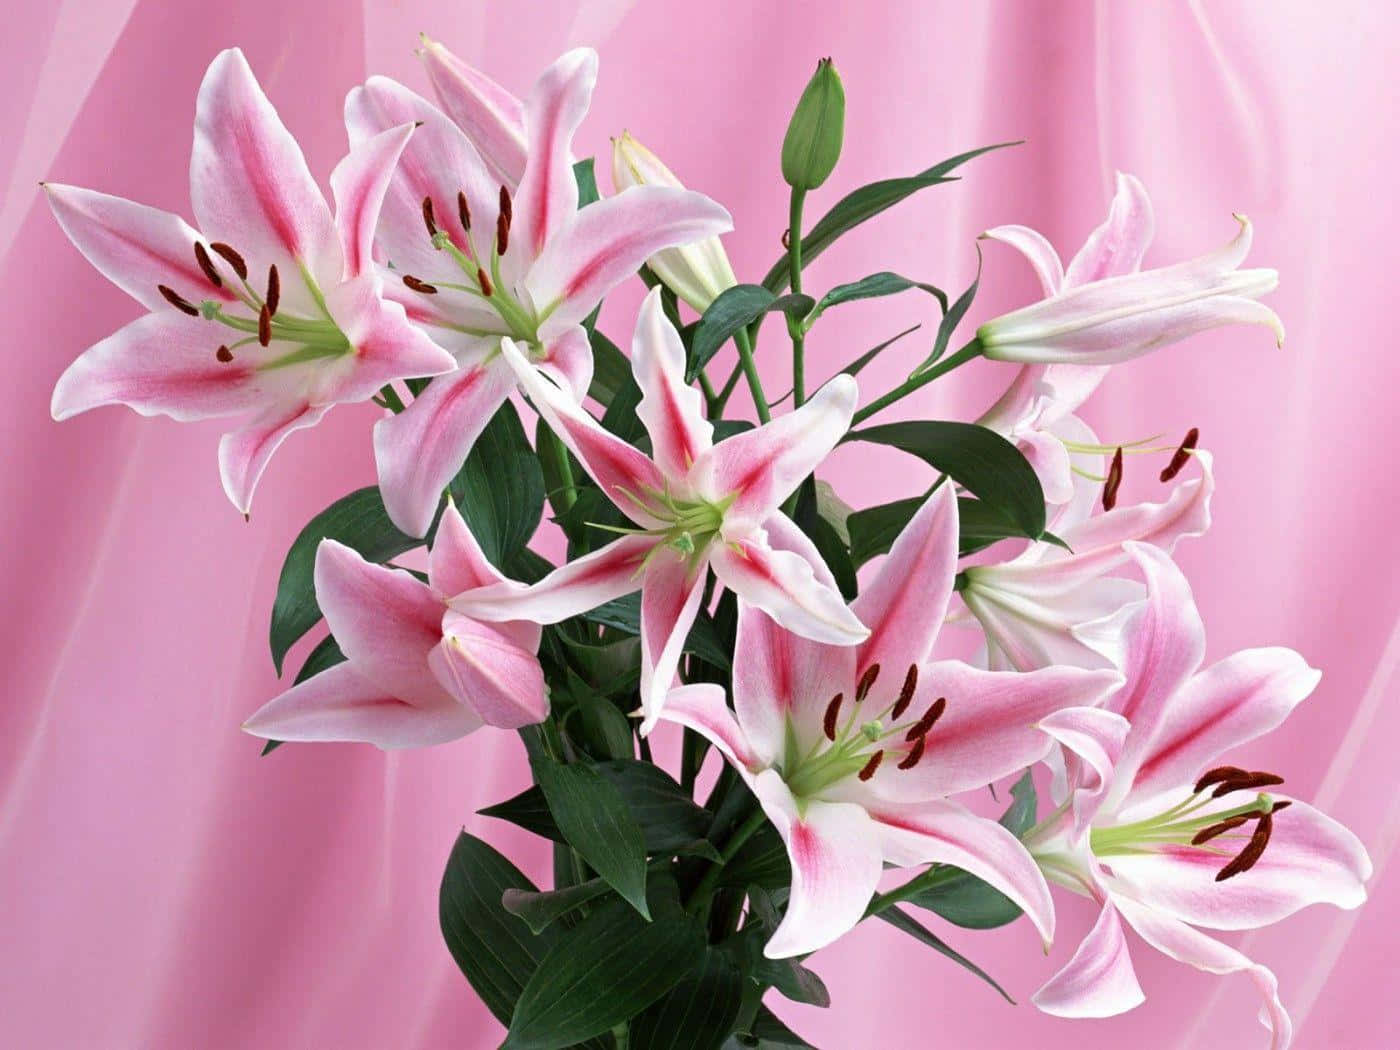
left=786, top=188, right=807, bottom=407
left=851, top=337, right=985, bottom=425
left=684, top=807, right=769, bottom=917
left=732, top=326, right=771, bottom=424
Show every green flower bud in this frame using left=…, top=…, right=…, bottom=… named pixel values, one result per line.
left=781, top=58, right=846, bottom=190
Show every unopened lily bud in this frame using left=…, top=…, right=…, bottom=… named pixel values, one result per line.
left=781, top=58, right=845, bottom=190
left=611, top=130, right=738, bottom=313
left=977, top=214, right=1284, bottom=366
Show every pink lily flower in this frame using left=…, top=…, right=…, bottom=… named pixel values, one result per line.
left=345, top=50, right=732, bottom=537
left=977, top=189, right=1284, bottom=366
left=655, top=486, right=1122, bottom=958
left=46, top=48, right=456, bottom=515
left=976, top=172, right=1154, bottom=505
left=454, top=287, right=867, bottom=733
left=959, top=450, right=1214, bottom=672
left=243, top=502, right=546, bottom=749
left=418, top=35, right=529, bottom=187
left=1026, top=544, right=1370, bottom=1048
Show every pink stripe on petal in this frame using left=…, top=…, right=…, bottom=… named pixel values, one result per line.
left=218, top=401, right=332, bottom=515
left=632, top=288, right=713, bottom=479
left=330, top=122, right=416, bottom=279
left=1033, top=900, right=1145, bottom=1017
left=429, top=613, right=548, bottom=729
left=513, top=48, right=595, bottom=261
left=637, top=548, right=707, bottom=735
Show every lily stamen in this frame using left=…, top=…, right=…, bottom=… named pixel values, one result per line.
left=1102, top=447, right=1124, bottom=510
left=822, top=693, right=843, bottom=741
left=209, top=241, right=248, bottom=280
left=403, top=275, right=439, bottom=295
left=890, top=664, right=918, bottom=721
left=855, top=663, right=881, bottom=702
left=265, top=265, right=281, bottom=316
left=194, top=243, right=222, bottom=286
left=905, top=696, right=946, bottom=741
left=158, top=284, right=200, bottom=316
left=857, top=750, right=884, bottom=781
left=457, top=190, right=472, bottom=232
left=421, top=195, right=438, bottom=237
left=1160, top=427, right=1200, bottom=482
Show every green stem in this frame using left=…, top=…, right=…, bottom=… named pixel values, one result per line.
left=545, top=430, right=578, bottom=512
left=684, top=808, right=768, bottom=916
left=865, top=863, right=960, bottom=918
left=712, top=361, right=744, bottom=416
left=611, top=1023, right=630, bottom=1049
left=732, top=327, right=771, bottom=424
left=851, top=337, right=984, bottom=425
left=698, top=368, right=718, bottom=412
left=786, top=189, right=807, bottom=407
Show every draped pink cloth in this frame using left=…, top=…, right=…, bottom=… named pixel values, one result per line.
left=3, top=1, right=1395, bottom=1046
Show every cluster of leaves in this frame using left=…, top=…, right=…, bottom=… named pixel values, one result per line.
left=260, top=141, right=1059, bottom=1048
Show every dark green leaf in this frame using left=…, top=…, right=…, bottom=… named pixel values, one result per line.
left=792, top=478, right=855, bottom=600
left=845, top=422, right=1046, bottom=539
left=1000, top=768, right=1038, bottom=836
left=447, top=401, right=545, bottom=572
left=761, top=142, right=1020, bottom=293
left=586, top=327, right=638, bottom=407
left=485, top=760, right=714, bottom=857
left=268, top=487, right=420, bottom=674
left=439, top=832, right=561, bottom=1027
left=630, top=948, right=744, bottom=1050
left=536, top=419, right=581, bottom=524
left=502, top=877, right=619, bottom=935
left=584, top=593, right=732, bottom=671
left=567, top=683, right=635, bottom=761
left=503, top=886, right=706, bottom=1050
left=573, top=158, right=600, bottom=208
left=911, top=249, right=981, bottom=374
left=727, top=887, right=830, bottom=1008
left=876, top=906, right=1013, bottom=1003
left=724, top=1007, right=818, bottom=1049
left=849, top=494, right=1066, bottom=568
left=807, top=271, right=945, bottom=325
left=689, top=285, right=814, bottom=381
left=712, top=419, right=755, bottom=442
left=839, top=324, right=922, bottom=379
left=532, top=757, right=650, bottom=918
left=717, top=823, right=790, bottom=890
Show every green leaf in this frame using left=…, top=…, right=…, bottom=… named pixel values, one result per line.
left=586, top=327, right=638, bottom=407
left=448, top=401, right=545, bottom=572
left=876, top=906, right=1014, bottom=1003
left=845, top=422, right=1046, bottom=540
left=911, top=249, right=981, bottom=374
left=503, top=886, right=707, bottom=1050
left=567, top=682, right=635, bottom=761
left=839, top=324, right=922, bottom=379
left=485, top=760, right=715, bottom=858
left=792, top=478, right=856, bottom=600
left=573, top=157, right=600, bottom=208
left=630, top=948, right=745, bottom=1050
left=438, top=832, right=562, bottom=1027
left=717, top=822, right=790, bottom=890
left=849, top=494, right=1065, bottom=568
left=999, top=768, right=1038, bottom=837
left=583, top=593, right=732, bottom=671
left=807, top=271, right=946, bottom=325
left=728, top=886, right=830, bottom=1008
left=724, top=1007, right=818, bottom=1049
left=531, top=756, right=651, bottom=918
left=761, top=142, right=1020, bottom=294
left=502, top=876, right=620, bottom=935
left=688, top=285, right=814, bottom=381
left=268, top=487, right=420, bottom=674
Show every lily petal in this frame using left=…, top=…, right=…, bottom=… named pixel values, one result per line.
left=1063, top=172, right=1155, bottom=288
left=632, top=288, right=714, bottom=480
left=1036, top=706, right=1131, bottom=838
left=429, top=612, right=548, bottom=728
left=512, top=48, right=596, bottom=262
left=42, top=184, right=238, bottom=311
left=451, top=533, right=654, bottom=625
left=981, top=223, right=1064, bottom=296
left=655, top=683, right=763, bottom=772
left=218, top=401, right=331, bottom=515
left=373, top=354, right=517, bottom=538
left=242, top=662, right=481, bottom=750
left=427, top=501, right=542, bottom=653
left=419, top=35, right=528, bottom=187
left=705, top=374, right=857, bottom=528
left=710, top=521, right=868, bottom=646
left=190, top=49, right=341, bottom=291
left=851, top=484, right=958, bottom=681
left=528, top=186, right=734, bottom=342
left=866, top=797, right=1056, bottom=945
left=637, top=548, right=708, bottom=735
left=330, top=122, right=416, bottom=279
left=755, top=770, right=884, bottom=959
left=1114, top=896, right=1291, bottom=1050
left=1033, top=899, right=1145, bottom=1017
left=537, top=324, right=595, bottom=400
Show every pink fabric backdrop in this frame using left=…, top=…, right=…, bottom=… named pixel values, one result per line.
left=3, top=1, right=1396, bottom=1046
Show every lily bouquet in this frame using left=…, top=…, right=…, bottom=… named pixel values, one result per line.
left=44, top=40, right=1370, bottom=1050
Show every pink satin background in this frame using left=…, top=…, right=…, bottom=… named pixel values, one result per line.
left=3, top=1, right=1396, bottom=1047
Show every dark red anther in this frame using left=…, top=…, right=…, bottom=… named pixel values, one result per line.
left=496, top=210, right=510, bottom=256
left=477, top=268, right=495, bottom=297
left=1194, top=766, right=1250, bottom=794
left=1210, top=771, right=1285, bottom=798
left=1216, top=812, right=1273, bottom=881
left=209, top=242, right=248, bottom=280
left=1191, top=814, right=1251, bottom=846
left=1160, top=427, right=1199, bottom=482
left=897, top=734, right=927, bottom=771
left=890, top=665, right=918, bottom=721
left=193, top=243, right=222, bottom=287
left=781, top=229, right=791, bottom=249
left=855, top=663, right=881, bottom=703
left=422, top=196, right=438, bottom=237
left=857, top=749, right=885, bottom=781
left=157, top=284, right=199, bottom=316
left=822, top=693, right=844, bottom=742
left=403, top=275, right=439, bottom=295
left=457, top=190, right=472, bottom=232
left=905, top=696, right=947, bottom=741
left=265, top=265, right=280, bottom=316
left=1102, top=447, right=1124, bottom=511
left=258, top=304, right=272, bottom=347
left=215, top=345, right=234, bottom=363
left=498, top=185, right=512, bottom=226
left=1270, top=800, right=1293, bottom=813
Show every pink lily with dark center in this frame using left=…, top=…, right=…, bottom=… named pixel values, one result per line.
left=345, top=49, right=732, bottom=537
left=46, top=48, right=456, bottom=515
left=656, top=486, right=1122, bottom=957
left=454, top=288, right=867, bottom=732
left=1025, top=544, right=1370, bottom=1048
left=243, top=502, right=546, bottom=749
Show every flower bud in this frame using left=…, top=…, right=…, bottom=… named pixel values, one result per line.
left=611, top=131, right=738, bottom=313
left=781, top=58, right=845, bottom=190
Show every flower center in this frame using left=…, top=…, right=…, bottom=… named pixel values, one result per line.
left=1091, top=764, right=1291, bottom=882
left=781, top=664, right=939, bottom=799
left=160, top=242, right=351, bottom=369
left=598, top=485, right=734, bottom=564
